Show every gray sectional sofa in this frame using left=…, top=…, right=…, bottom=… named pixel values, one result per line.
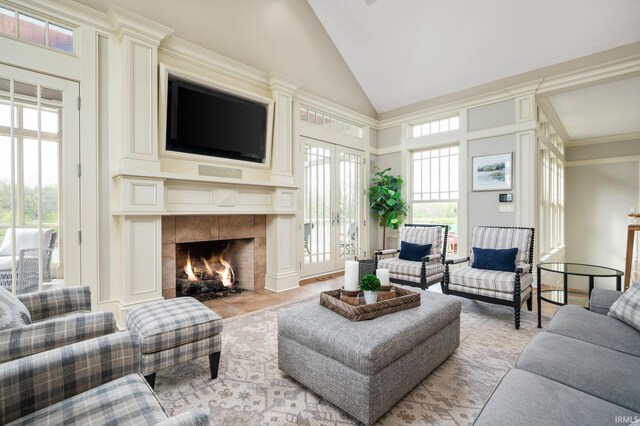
left=475, top=288, right=640, bottom=426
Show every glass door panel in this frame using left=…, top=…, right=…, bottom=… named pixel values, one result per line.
left=302, top=137, right=364, bottom=277
left=337, top=149, right=361, bottom=267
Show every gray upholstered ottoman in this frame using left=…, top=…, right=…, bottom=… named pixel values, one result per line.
left=126, top=297, right=223, bottom=389
left=278, top=290, right=461, bottom=425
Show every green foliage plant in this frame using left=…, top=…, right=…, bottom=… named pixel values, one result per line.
left=369, top=168, right=409, bottom=248
left=359, top=274, right=381, bottom=292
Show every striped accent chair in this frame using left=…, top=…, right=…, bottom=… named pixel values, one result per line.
left=443, top=226, right=535, bottom=329
left=374, top=224, right=449, bottom=290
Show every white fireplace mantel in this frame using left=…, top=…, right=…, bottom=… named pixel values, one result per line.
left=112, top=169, right=299, bottom=216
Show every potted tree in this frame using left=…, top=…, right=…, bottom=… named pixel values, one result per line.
left=360, top=274, right=381, bottom=304
left=369, top=168, right=409, bottom=249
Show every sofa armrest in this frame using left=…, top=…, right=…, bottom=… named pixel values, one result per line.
left=17, top=286, right=92, bottom=322
left=157, top=408, right=213, bottom=426
left=0, top=311, right=116, bottom=363
left=0, top=332, right=139, bottom=424
left=589, top=288, right=623, bottom=315
left=422, top=253, right=443, bottom=262
left=445, top=256, right=470, bottom=265
left=375, top=249, right=399, bottom=256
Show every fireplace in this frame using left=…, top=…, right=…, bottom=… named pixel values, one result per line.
left=162, top=215, right=266, bottom=300
left=175, top=239, right=249, bottom=300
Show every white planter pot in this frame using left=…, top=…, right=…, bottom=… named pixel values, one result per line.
left=363, top=290, right=378, bottom=304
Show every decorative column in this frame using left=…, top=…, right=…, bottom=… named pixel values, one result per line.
left=107, top=7, right=172, bottom=326
left=265, top=73, right=302, bottom=292
left=108, top=6, right=173, bottom=171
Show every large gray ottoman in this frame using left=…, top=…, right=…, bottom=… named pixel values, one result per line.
left=278, top=290, right=461, bottom=425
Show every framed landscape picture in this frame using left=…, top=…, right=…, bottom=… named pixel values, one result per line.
left=472, top=152, right=512, bottom=191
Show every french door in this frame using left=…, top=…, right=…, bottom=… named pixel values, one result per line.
left=302, top=137, right=363, bottom=276
left=0, top=64, right=80, bottom=294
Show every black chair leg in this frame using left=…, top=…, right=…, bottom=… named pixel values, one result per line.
left=209, top=351, right=221, bottom=379
left=144, top=373, right=156, bottom=389
left=514, top=307, right=521, bottom=330
left=526, top=295, right=532, bottom=311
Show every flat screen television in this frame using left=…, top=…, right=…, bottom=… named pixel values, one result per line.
left=166, top=78, right=268, bottom=163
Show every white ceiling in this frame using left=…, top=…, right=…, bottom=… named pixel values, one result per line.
left=548, top=77, right=640, bottom=141
left=307, top=0, right=640, bottom=114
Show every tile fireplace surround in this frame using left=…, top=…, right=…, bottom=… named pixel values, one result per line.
left=162, top=215, right=267, bottom=299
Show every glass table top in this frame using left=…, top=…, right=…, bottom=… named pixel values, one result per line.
left=537, top=262, right=623, bottom=277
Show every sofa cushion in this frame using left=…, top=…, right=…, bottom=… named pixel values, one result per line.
left=0, top=287, right=31, bottom=330
left=608, top=282, right=640, bottom=332
left=516, top=332, right=640, bottom=412
left=10, top=374, right=168, bottom=426
left=547, top=305, right=640, bottom=357
left=448, top=284, right=532, bottom=302
left=474, top=369, right=639, bottom=426
left=377, top=257, right=444, bottom=278
left=590, top=288, right=624, bottom=315
left=398, top=241, right=431, bottom=261
left=449, top=266, right=533, bottom=293
left=0, top=228, right=53, bottom=257
left=471, top=247, right=518, bottom=272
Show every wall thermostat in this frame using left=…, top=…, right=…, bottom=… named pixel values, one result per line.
left=499, top=193, right=513, bottom=202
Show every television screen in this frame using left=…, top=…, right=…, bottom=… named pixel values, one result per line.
left=166, top=78, right=267, bottom=163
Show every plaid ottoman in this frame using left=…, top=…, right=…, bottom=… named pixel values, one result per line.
left=126, top=297, right=223, bottom=389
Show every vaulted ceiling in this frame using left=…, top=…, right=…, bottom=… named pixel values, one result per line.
left=307, top=0, right=640, bottom=115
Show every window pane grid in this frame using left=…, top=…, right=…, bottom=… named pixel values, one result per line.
left=0, top=5, right=73, bottom=53
left=411, top=115, right=460, bottom=138
left=299, top=107, right=364, bottom=139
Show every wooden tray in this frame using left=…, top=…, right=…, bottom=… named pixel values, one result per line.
left=319, top=287, right=421, bottom=321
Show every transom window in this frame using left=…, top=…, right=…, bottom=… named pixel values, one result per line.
left=300, top=107, right=364, bottom=139
left=411, top=115, right=460, bottom=138
left=0, top=5, right=74, bottom=53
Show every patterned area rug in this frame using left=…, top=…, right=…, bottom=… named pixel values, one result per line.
left=155, top=293, right=547, bottom=425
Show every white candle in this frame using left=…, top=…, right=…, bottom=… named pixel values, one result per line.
left=344, top=261, right=360, bottom=291
left=376, top=268, right=390, bottom=286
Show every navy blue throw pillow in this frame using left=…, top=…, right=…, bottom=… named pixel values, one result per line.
left=472, top=247, right=518, bottom=272
left=399, top=241, right=432, bottom=261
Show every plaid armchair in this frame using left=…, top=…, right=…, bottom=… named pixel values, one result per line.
left=0, top=286, right=116, bottom=363
left=0, top=332, right=213, bottom=425
left=443, top=226, right=535, bottom=329
left=374, top=224, right=449, bottom=289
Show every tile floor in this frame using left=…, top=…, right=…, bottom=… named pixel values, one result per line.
left=202, top=273, right=562, bottom=320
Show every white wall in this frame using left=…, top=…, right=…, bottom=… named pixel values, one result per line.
left=73, top=0, right=377, bottom=118
left=468, top=134, right=517, bottom=230
left=565, top=141, right=640, bottom=290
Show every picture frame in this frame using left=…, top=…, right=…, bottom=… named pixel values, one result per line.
left=472, top=152, right=512, bottom=191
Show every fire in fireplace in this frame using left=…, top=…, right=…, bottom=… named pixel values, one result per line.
left=176, top=240, right=246, bottom=301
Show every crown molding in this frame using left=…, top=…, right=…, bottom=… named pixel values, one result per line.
left=269, top=72, right=303, bottom=94
left=567, top=132, right=640, bottom=147
left=536, top=97, right=572, bottom=144
left=159, top=36, right=270, bottom=93
left=107, top=5, right=173, bottom=44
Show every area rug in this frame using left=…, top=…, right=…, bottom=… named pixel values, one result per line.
left=155, top=294, right=548, bottom=425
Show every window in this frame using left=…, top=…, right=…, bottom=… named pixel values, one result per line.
left=0, top=5, right=74, bottom=53
left=300, top=107, right=364, bottom=139
left=411, top=145, right=459, bottom=252
left=539, top=148, right=564, bottom=256
left=411, top=115, right=460, bottom=138
left=0, top=81, right=62, bottom=279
